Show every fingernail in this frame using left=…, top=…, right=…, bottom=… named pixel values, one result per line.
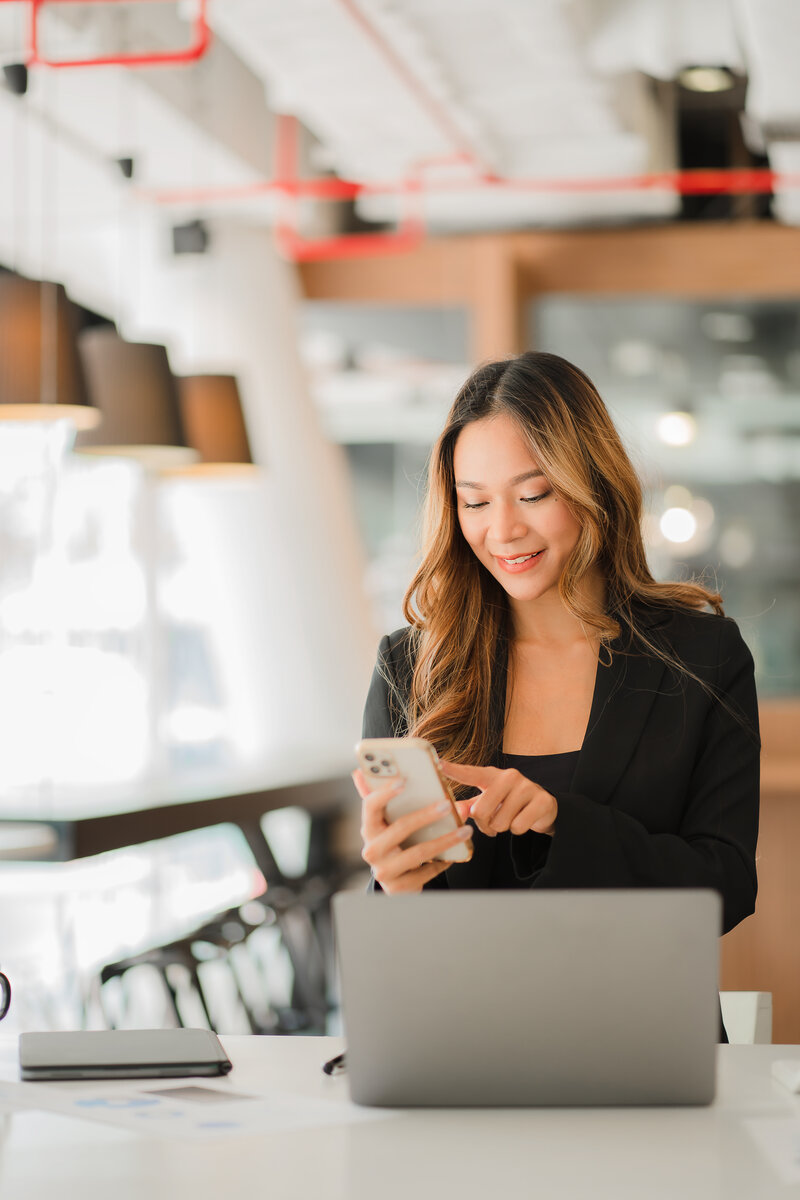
left=456, top=826, right=472, bottom=840
left=435, top=801, right=451, bottom=814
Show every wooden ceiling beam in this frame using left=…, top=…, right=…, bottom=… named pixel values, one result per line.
left=508, top=222, right=800, bottom=297
left=299, top=222, right=800, bottom=304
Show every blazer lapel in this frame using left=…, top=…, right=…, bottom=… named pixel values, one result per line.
left=571, top=612, right=669, bottom=806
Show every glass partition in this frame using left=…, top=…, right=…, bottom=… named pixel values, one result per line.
left=301, top=303, right=470, bottom=632
left=533, top=296, right=800, bottom=695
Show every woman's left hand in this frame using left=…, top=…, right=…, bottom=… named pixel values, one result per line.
left=439, top=761, right=558, bottom=838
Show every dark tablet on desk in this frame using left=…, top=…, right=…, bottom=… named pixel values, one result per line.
left=19, top=1028, right=232, bottom=1081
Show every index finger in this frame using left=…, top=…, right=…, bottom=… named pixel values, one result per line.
left=438, top=759, right=497, bottom=790
left=454, top=798, right=473, bottom=822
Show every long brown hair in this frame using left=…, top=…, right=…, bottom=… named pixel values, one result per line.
left=400, top=351, right=722, bottom=767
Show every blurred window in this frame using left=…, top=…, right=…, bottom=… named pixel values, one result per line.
left=534, top=296, right=800, bottom=696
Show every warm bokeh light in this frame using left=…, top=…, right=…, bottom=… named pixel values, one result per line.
left=659, top=507, right=698, bottom=544
left=657, top=411, right=697, bottom=447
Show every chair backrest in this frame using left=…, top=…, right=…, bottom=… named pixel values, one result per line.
left=720, top=991, right=772, bottom=1044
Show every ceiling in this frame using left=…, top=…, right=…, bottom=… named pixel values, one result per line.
left=0, top=0, right=797, bottom=287
left=210, top=0, right=800, bottom=229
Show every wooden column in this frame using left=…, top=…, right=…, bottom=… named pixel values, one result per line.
left=468, top=240, right=526, bottom=361
left=720, top=701, right=800, bottom=1043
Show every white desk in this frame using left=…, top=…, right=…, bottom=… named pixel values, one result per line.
left=1, top=1035, right=799, bottom=1200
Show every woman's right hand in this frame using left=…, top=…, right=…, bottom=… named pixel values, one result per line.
left=353, top=769, right=473, bottom=894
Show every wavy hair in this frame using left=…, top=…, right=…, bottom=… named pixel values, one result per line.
left=400, top=351, right=723, bottom=768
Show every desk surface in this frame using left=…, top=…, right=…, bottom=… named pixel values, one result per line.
left=0, top=766, right=353, bottom=862
left=1, top=1035, right=799, bottom=1200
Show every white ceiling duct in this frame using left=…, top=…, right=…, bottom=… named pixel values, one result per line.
left=736, top=0, right=800, bottom=133
left=209, top=0, right=495, bottom=181
left=209, top=0, right=679, bottom=230
left=580, top=0, right=743, bottom=80
left=735, top=0, right=800, bottom=227
left=768, top=142, right=800, bottom=226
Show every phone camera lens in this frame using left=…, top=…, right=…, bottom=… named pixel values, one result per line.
left=370, top=765, right=381, bottom=774
left=380, top=760, right=391, bottom=768
left=364, top=753, right=375, bottom=762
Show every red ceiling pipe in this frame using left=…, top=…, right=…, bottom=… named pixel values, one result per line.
left=271, top=113, right=425, bottom=262
left=0, top=0, right=211, bottom=69
left=272, top=219, right=425, bottom=262
left=143, top=177, right=364, bottom=206
left=143, top=156, right=798, bottom=261
left=142, top=165, right=796, bottom=208
left=494, top=167, right=788, bottom=195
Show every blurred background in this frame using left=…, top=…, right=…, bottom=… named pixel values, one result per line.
left=0, top=0, right=798, bottom=1041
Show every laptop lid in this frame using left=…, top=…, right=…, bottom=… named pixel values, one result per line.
left=333, top=889, right=721, bottom=1107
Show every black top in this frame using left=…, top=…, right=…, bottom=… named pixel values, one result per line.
left=492, top=751, right=580, bottom=887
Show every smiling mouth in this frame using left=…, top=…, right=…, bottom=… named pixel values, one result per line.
left=497, top=551, right=543, bottom=565
left=493, top=549, right=546, bottom=574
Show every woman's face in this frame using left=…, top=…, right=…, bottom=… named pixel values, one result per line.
left=453, top=412, right=582, bottom=606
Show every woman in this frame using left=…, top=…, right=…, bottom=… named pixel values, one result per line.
left=355, top=352, right=759, bottom=948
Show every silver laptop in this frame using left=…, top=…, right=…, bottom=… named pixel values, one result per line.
left=333, top=889, right=721, bottom=1107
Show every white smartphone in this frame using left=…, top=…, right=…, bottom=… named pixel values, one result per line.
left=355, top=736, right=472, bottom=863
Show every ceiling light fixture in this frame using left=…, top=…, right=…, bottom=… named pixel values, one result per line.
left=1, top=63, right=28, bottom=96
left=172, top=220, right=210, bottom=256
left=164, top=375, right=261, bottom=481
left=0, top=275, right=100, bottom=431
left=75, top=328, right=196, bottom=470
left=176, top=375, right=254, bottom=466
left=677, top=66, right=736, bottom=94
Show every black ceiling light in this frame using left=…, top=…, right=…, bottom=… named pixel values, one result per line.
left=673, top=69, right=770, bottom=222
left=2, top=63, right=28, bottom=96
left=171, top=219, right=210, bottom=255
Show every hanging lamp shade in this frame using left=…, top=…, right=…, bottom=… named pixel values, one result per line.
left=0, top=274, right=99, bottom=430
left=177, top=374, right=253, bottom=464
left=76, top=327, right=197, bottom=470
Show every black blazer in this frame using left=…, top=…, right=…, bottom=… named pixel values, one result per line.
left=362, top=604, right=760, bottom=936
